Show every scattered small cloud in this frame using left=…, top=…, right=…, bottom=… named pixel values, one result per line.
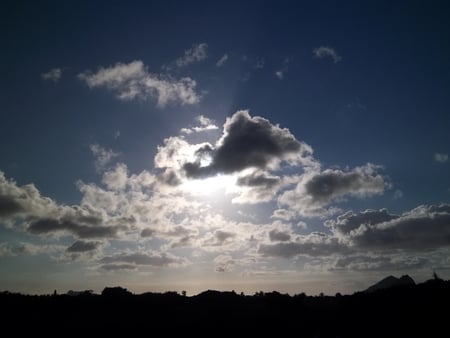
left=393, top=189, right=404, bottom=199
left=216, top=54, right=229, bottom=67
left=313, top=46, right=342, bottom=63
left=434, top=153, right=448, bottom=163
left=180, top=115, right=219, bottom=134
left=41, top=68, right=62, bottom=82
left=175, top=43, right=208, bottom=68
left=275, top=58, right=290, bottom=80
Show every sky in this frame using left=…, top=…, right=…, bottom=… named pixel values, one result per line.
left=1, top=0, right=450, bottom=295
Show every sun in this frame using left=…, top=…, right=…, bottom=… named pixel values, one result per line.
left=181, top=174, right=236, bottom=196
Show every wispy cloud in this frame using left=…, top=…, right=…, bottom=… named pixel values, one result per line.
left=275, top=58, right=290, bottom=80
left=434, top=153, right=448, bottom=163
left=90, top=144, right=120, bottom=172
left=176, top=43, right=208, bottom=68
left=216, top=54, right=229, bottom=67
left=41, top=68, right=62, bottom=82
left=78, top=60, right=201, bottom=107
left=313, top=46, right=342, bottom=63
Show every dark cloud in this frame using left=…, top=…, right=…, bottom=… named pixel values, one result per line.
left=28, top=218, right=121, bottom=239
left=350, top=204, right=450, bottom=251
left=330, top=255, right=429, bottom=272
left=326, top=209, right=397, bottom=235
left=140, top=228, right=155, bottom=237
left=100, top=252, right=185, bottom=267
left=203, top=230, right=236, bottom=247
left=0, top=195, right=24, bottom=217
left=268, top=229, right=291, bottom=242
left=183, top=110, right=309, bottom=178
left=259, top=233, right=348, bottom=258
left=66, top=240, right=103, bottom=253
left=237, top=172, right=280, bottom=188
left=279, top=164, right=387, bottom=217
left=305, top=165, right=387, bottom=203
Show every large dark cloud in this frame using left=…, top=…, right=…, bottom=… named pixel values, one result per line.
left=260, top=204, right=450, bottom=260
left=350, top=204, right=450, bottom=251
left=183, top=110, right=310, bottom=178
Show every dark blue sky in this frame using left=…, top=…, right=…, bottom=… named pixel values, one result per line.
left=1, top=0, right=449, bottom=294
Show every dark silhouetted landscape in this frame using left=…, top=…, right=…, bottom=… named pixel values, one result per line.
left=1, top=275, right=449, bottom=336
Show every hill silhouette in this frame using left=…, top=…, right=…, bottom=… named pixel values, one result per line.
left=1, top=276, right=449, bottom=336
left=365, top=274, right=415, bottom=292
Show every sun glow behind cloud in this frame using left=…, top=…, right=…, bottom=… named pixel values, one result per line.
left=181, top=174, right=236, bottom=196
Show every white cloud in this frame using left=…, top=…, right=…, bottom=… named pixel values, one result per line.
left=78, top=60, right=201, bottom=107
left=180, top=115, right=219, bottom=134
left=275, top=58, right=290, bottom=80
left=41, top=68, right=62, bottom=82
left=216, top=54, right=229, bottom=67
left=175, top=43, right=208, bottom=68
left=90, top=144, right=120, bottom=172
left=434, top=153, right=449, bottom=163
left=313, top=46, right=342, bottom=63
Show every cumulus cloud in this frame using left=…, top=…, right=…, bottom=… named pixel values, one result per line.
left=279, top=164, right=388, bottom=217
left=233, top=171, right=281, bottom=204
left=260, top=204, right=450, bottom=262
left=313, top=46, right=342, bottom=63
left=216, top=54, right=228, bottom=67
left=330, top=254, right=429, bottom=272
left=434, top=153, right=449, bottom=163
left=175, top=43, right=208, bottom=68
left=78, top=60, right=201, bottom=107
left=41, top=68, right=62, bottom=82
left=183, top=110, right=313, bottom=178
left=90, top=144, right=120, bottom=172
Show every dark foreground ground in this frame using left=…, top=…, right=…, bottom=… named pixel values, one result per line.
left=1, top=279, right=449, bottom=336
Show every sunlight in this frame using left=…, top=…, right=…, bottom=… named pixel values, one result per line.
left=181, top=174, right=236, bottom=196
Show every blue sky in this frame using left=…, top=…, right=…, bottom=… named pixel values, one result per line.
left=1, top=0, right=450, bottom=295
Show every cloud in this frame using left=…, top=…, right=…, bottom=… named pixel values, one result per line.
left=41, top=68, right=62, bottom=82
left=269, top=229, right=291, bottom=242
left=0, top=242, right=64, bottom=257
left=90, top=144, right=120, bottom=172
left=78, top=60, right=201, bottom=107
left=214, top=254, right=235, bottom=272
left=274, top=58, right=290, bottom=80
left=434, top=153, right=449, bottom=163
left=259, top=232, right=348, bottom=258
left=102, top=163, right=128, bottom=190
left=28, top=218, right=122, bottom=239
left=313, top=46, right=342, bottom=63
left=279, top=164, right=388, bottom=217
left=66, top=240, right=103, bottom=253
left=348, top=204, right=450, bottom=251
left=175, top=43, right=208, bottom=68
left=216, top=54, right=229, bottom=67
left=183, top=110, right=313, bottom=178
left=233, top=171, right=281, bottom=204
left=100, top=263, right=137, bottom=271
left=100, top=251, right=187, bottom=267
left=180, top=115, right=219, bottom=134
left=330, top=254, right=429, bottom=272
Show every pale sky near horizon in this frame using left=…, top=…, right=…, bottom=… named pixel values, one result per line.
left=1, top=0, right=450, bottom=295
